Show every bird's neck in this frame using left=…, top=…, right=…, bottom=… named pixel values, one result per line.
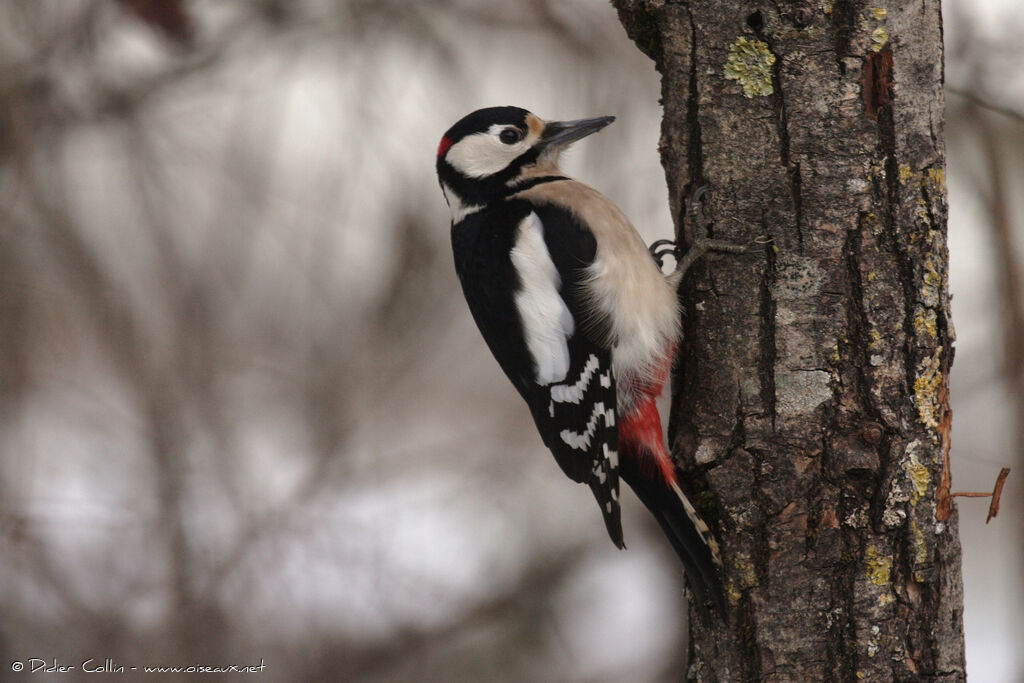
left=513, top=158, right=562, bottom=183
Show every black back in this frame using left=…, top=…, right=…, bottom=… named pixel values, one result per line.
left=450, top=193, right=623, bottom=546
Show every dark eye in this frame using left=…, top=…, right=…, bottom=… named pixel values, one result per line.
left=499, top=128, right=523, bottom=145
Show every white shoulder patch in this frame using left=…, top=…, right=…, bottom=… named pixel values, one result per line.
left=510, top=212, right=575, bottom=385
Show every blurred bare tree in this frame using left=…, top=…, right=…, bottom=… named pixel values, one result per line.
left=0, top=1, right=1020, bottom=681
left=0, top=2, right=681, bottom=680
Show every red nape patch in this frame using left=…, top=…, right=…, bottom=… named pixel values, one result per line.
left=437, top=136, right=454, bottom=158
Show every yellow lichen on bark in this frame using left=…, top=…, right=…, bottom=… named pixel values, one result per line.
left=724, top=37, right=776, bottom=97
left=913, top=348, right=943, bottom=429
left=865, top=545, right=893, bottom=585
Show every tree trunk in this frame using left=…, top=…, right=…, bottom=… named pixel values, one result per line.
left=613, top=2, right=966, bottom=680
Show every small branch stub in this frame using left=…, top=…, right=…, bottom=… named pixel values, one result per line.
left=949, top=466, right=1011, bottom=524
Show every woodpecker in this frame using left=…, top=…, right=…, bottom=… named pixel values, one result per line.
left=437, top=106, right=734, bottom=611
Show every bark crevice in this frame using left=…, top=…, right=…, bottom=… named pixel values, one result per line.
left=759, top=213, right=778, bottom=431
left=766, top=19, right=804, bottom=251
left=685, top=6, right=705, bottom=189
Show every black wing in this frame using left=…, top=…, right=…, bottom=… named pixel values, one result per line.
left=451, top=198, right=623, bottom=546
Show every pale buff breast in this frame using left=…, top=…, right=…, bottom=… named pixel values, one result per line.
left=513, top=180, right=681, bottom=400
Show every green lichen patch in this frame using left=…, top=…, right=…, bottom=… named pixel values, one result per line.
left=925, top=167, right=946, bottom=192
left=909, top=519, right=929, bottom=580
left=865, top=545, right=893, bottom=585
left=724, top=552, right=760, bottom=605
left=913, top=348, right=943, bottom=429
left=870, top=7, right=888, bottom=20
left=731, top=553, right=759, bottom=590
left=914, top=309, right=938, bottom=339
left=867, top=328, right=883, bottom=351
left=829, top=343, right=841, bottom=365
left=905, top=453, right=930, bottom=504
left=916, top=196, right=932, bottom=225
left=897, top=165, right=948, bottom=195
left=861, top=211, right=883, bottom=237
left=870, top=26, right=889, bottom=50
left=724, top=37, right=776, bottom=98
left=921, top=259, right=942, bottom=308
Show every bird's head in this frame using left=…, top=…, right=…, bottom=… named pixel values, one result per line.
left=436, top=106, right=614, bottom=219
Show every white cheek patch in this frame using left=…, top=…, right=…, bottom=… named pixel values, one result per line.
left=510, top=212, right=575, bottom=386
left=445, top=126, right=528, bottom=178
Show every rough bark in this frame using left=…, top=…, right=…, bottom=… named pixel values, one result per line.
left=613, top=1, right=965, bottom=680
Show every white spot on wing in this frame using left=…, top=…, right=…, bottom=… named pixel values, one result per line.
left=551, top=354, right=599, bottom=404
left=603, top=442, right=618, bottom=469
left=511, top=212, right=575, bottom=385
left=559, top=402, right=606, bottom=450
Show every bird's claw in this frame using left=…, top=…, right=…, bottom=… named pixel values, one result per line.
left=649, top=238, right=679, bottom=269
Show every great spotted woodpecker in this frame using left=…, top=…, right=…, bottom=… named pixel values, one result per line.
left=437, top=106, right=735, bottom=611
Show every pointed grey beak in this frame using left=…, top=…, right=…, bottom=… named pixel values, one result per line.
left=538, top=115, right=615, bottom=151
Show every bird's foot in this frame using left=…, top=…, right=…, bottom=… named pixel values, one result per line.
left=675, top=185, right=746, bottom=279
left=649, top=186, right=747, bottom=275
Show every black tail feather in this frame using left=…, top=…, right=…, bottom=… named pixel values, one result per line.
left=590, top=481, right=625, bottom=549
left=621, top=459, right=725, bottom=615
left=650, top=500, right=725, bottom=615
